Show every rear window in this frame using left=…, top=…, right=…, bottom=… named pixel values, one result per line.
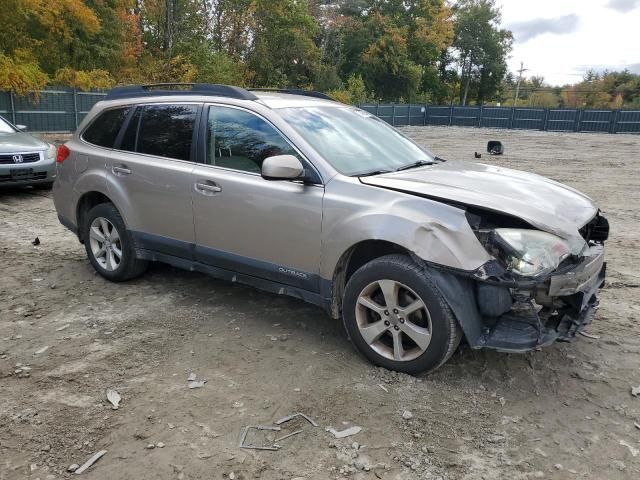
left=135, top=104, right=198, bottom=161
left=83, top=107, right=131, bottom=148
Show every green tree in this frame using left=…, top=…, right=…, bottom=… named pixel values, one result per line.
left=453, top=0, right=512, bottom=105
left=248, top=0, right=321, bottom=87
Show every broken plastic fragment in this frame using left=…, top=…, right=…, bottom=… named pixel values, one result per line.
left=326, top=426, right=362, bottom=439
left=106, top=389, right=121, bottom=410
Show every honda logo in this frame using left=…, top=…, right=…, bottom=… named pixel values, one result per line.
left=12, top=154, right=23, bottom=163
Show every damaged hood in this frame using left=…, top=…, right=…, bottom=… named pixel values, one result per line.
left=359, top=160, right=598, bottom=241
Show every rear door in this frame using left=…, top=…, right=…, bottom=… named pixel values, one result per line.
left=105, top=103, right=200, bottom=258
left=191, top=104, right=324, bottom=292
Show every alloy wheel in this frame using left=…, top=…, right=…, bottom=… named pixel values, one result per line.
left=89, top=217, right=122, bottom=272
left=355, top=279, right=432, bottom=362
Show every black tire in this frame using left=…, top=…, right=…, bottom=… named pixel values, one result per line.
left=83, top=203, right=148, bottom=282
left=342, top=254, right=462, bottom=375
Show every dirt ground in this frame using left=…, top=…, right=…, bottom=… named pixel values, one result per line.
left=1, top=127, right=639, bottom=480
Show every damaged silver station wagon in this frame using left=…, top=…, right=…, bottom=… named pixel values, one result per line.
left=53, top=84, right=608, bottom=374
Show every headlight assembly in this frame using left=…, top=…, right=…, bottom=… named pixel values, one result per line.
left=487, top=228, right=586, bottom=277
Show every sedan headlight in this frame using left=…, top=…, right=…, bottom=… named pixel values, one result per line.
left=489, top=228, right=586, bottom=277
left=46, top=143, right=56, bottom=160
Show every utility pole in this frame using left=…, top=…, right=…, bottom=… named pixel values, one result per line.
left=513, top=62, right=529, bottom=106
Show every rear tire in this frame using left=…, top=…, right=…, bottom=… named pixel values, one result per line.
left=342, top=254, right=461, bottom=375
left=83, top=203, right=148, bottom=282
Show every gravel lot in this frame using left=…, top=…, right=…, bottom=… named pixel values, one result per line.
left=1, top=127, right=639, bottom=480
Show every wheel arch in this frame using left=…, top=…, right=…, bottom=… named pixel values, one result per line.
left=76, top=191, right=118, bottom=242
left=326, top=240, right=411, bottom=319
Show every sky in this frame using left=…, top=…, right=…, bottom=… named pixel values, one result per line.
left=498, top=0, right=640, bottom=86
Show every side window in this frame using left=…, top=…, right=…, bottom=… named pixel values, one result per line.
left=207, top=106, right=300, bottom=173
left=83, top=107, right=131, bottom=148
left=135, top=104, right=198, bottom=161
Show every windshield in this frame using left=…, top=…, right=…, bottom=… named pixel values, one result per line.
left=0, top=117, right=16, bottom=133
left=279, top=106, right=434, bottom=176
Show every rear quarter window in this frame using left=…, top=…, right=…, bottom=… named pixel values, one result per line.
left=82, top=107, right=131, bottom=148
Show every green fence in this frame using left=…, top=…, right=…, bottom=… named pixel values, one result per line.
left=0, top=88, right=107, bottom=132
left=357, top=104, right=640, bottom=134
left=2, top=88, right=640, bottom=134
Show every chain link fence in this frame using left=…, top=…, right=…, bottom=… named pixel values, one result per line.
left=1, top=88, right=639, bottom=134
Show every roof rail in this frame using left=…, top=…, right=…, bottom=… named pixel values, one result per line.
left=104, top=83, right=258, bottom=101
left=249, top=88, right=333, bottom=101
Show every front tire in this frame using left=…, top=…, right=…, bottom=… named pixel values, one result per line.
left=342, top=254, right=461, bottom=374
left=83, top=203, right=148, bottom=282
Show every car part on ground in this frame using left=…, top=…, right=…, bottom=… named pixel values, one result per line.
left=487, top=140, right=504, bottom=155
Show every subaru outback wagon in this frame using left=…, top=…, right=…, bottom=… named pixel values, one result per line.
left=53, top=84, right=608, bottom=374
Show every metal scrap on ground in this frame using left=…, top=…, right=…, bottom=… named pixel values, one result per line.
left=238, top=425, right=282, bottom=451
left=326, top=426, right=362, bottom=439
left=74, top=450, right=107, bottom=475
left=275, top=412, right=320, bottom=427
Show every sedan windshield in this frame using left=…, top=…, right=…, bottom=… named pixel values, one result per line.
left=0, top=117, right=16, bottom=133
left=279, top=106, right=434, bottom=176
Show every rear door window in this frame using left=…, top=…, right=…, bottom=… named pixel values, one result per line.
left=135, top=104, right=198, bottom=161
left=83, top=107, right=131, bottom=148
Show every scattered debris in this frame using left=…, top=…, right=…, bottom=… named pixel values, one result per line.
left=474, top=152, right=482, bottom=159
left=634, top=422, right=640, bottom=430
left=55, top=324, right=70, bottom=332
left=402, top=410, right=413, bottom=420
left=274, top=429, right=303, bottom=444
left=238, top=425, right=281, bottom=451
left=232, top=401, right=244, bottom=408
left=68, top=464, right=80, bottom=473
left=74, top=450, right=107, bottom=475
left=275, top=412, right=320, bottom=427
left=499, top=397, right=506, bottom=406
left=34, top=346, right=49, bottom=355
left=631, top=385, right=640, bottom=397
left=32, top=237, right=40, bottom=246
left=106, top=389, right=121, bottom=410
left=620, top=440, right=639, bottom=457
left=579, top=331, right=601, bottom=340
left=487, top=140, right=504, bottom=155
left=326, top=426, right=362, bottom=439
left=146, top=444, right=155, bottom=450
left=188, top=380, right=206, bottom=389
left=156, top=442, right=165, bottom=448
left=377, top=384, right=388, bottom=393
left=187, top=373, right=197, bottom=382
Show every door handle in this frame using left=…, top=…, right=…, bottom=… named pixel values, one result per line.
left=112, top=165, right=131, bottom=176
left=195, top=182, right=222, bottom=194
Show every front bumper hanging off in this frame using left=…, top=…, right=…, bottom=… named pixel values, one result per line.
left=476, top=245, right=606, bottom=353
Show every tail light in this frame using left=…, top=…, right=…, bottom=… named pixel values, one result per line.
left=56, top=144, right=70, bottom=163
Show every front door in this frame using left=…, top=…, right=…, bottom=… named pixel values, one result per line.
left=191, top=104, right=323, bottom=292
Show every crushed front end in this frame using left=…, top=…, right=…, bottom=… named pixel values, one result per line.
left=431, top=211, right=609, bottom=353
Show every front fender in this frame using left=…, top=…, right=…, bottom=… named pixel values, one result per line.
left=321, top=178, right=491, bottom=280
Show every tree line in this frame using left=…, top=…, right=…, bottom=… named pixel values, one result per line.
left=1, top=0, right=639, bottom=108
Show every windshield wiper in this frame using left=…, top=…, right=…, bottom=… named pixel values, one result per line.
left=356, top=169, right=394, bottom=177
left=395, top=160, right=435, bottom=172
